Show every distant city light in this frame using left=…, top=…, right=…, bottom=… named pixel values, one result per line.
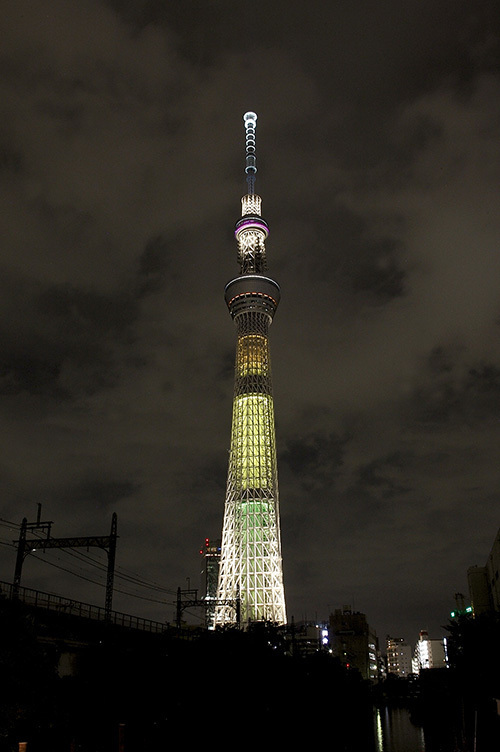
left=450, top=606, right=473, bottom=618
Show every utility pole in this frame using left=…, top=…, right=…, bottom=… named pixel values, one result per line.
left=175, top=586, right=240, bottom=629
left=13, top=507, right=118, bottom=619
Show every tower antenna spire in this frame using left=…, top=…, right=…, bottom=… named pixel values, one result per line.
left=234, top=112, right=269, bottom=274
left=243, top=111, right=257, bottom=194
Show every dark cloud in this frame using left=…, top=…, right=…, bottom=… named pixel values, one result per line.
left=38, top=284, right=137, bottom=336
left=347, top=237, right=406, bottom=303
left=136, top=235, right=175, bottom=297
left=71, top=477, right=139, bottom=509
left=0, top=281, right=135, bottom=399
left=280, top=430, right=349, bottom=492
left=0, top=353, right=61, bottom=397
left=409, top=347, right=500, bottom=426
left=356, top=453, right=411, bottom=501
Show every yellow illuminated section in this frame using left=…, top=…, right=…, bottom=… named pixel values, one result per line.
left=230, top=393, right=275, bottom=490
left=236, top=334, right=268, bottom=377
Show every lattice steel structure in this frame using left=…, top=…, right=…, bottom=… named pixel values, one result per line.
left=215, top=113, right=286, bottom=626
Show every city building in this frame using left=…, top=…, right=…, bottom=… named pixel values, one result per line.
left=215, top=113, right=286, bottom=626
left=411, top=630, right=448, bottom=674
left=386, top=636, right=413, bottom=677
left=468, top=526, right=500, bottom=616
left=199, top=537, right=220, bottom=629
left=329, top=606, right=379, bottom=681
left=288, top=623, right=325, bottom=657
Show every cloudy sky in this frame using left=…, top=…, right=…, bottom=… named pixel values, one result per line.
left=1, top=0, right=500, bottom=643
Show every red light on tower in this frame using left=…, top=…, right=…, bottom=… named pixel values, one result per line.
left=201, top=537, right=210, bottom=554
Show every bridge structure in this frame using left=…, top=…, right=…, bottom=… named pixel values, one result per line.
left=1, top=579, right=168, bottom=635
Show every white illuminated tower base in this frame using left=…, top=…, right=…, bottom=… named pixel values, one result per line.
left=215, top=113, right=286, bottom=626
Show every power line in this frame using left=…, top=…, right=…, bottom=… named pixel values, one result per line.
left=3, top=515, right=179, bottom=601
left=62, top=547, right=177, bottom=594
left=25, top=551, right=176, bottom=606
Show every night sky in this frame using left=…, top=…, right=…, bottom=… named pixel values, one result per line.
left=1, top=0, right=500, bottom=645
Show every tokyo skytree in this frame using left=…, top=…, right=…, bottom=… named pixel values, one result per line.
left=215, top=113, right=286, bottom=626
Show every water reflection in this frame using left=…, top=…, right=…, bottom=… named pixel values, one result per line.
left=375, top=706, right=425, bottom=752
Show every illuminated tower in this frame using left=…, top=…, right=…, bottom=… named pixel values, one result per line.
left=215, top=112, right=286, bottom=626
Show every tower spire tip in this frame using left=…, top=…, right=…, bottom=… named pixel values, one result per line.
left=243, top=112, right=257, bottom=193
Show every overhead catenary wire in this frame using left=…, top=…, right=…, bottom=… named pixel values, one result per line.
left=19, top=551, right=177, bottom=607
left=0, top=515, right=179, bottom=603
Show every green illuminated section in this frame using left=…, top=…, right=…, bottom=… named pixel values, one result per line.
left=240, top=499, right=273, bottom=617
left=241, top=500, right=271, bottom=541
left=230, top=393, right=275, bottom=490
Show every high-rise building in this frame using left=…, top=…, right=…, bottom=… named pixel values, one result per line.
left=412, top=630, right=448, bottom=674
left=386, top=636, right=413, bottom=677
left=468, top=526, right=500, bottom=616
left=467, top=566, right=491, bottom=615
left=215, top=113, right=286, bottom=626
left=200, top=537, right=221, bottom=629
left=329, top=606, right=379, bottom=681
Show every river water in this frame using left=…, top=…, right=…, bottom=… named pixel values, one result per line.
left=374, top=707, right=426, bottom=752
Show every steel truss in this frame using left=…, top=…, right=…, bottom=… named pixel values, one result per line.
left=216, top=117, right=286, bottom=627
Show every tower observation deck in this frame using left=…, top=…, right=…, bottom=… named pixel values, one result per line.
left=215, top=113, right=287, bottom=626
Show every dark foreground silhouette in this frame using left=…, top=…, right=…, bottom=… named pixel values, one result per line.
left=3, top=596, right=500, bottom=751
left=0, top=597, right=374, bottom=751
